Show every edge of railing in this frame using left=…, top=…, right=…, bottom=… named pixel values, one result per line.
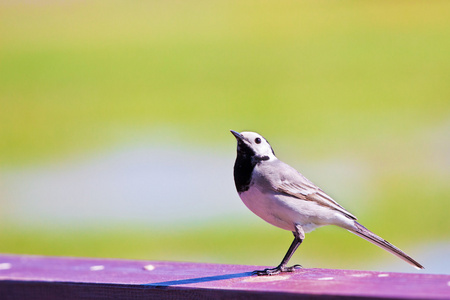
left=0, top=254, right=449, bottom=300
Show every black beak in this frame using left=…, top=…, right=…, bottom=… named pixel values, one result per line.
left=230, top=130, right=243, bottom=141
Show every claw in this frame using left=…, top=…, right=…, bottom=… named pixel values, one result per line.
left=253, top=268, right=281, bottom=276
left=253, top=264, right=302, bottom=276
left=285, top=264, right=302, bottom=272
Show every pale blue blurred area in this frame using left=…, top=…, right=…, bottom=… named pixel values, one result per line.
left=2, top=138, right=369, bottom=227
left=1, top=142, right=238, bottom=227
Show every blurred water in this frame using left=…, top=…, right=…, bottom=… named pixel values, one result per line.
left=1, top=143, right=240, bottom=227
left=0, top=141, right=370, bottom=227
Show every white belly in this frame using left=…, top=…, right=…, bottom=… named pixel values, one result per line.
left=239, top=186, right=353, bottom=233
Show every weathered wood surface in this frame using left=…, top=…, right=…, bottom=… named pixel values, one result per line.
left=0, top=254, right=449, bottom=299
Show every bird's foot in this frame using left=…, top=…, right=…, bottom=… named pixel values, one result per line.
left=253, top=264, right=302, bottom=276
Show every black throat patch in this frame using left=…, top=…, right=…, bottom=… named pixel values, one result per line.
left=233, top=141, right=257, bottom=193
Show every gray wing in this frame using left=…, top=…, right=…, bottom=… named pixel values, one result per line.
left=266, top=160, right=357, bottom=220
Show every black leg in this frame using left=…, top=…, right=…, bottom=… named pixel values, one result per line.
left=253, top=234, right=303, bottom=276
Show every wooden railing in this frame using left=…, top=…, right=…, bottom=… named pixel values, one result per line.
left=0, top=254, right=448, bottom=299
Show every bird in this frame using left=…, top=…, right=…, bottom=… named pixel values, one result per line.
left=230, top=130, right=424, bottom=275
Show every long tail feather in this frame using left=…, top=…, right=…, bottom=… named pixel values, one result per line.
left=349, top=222, right=424, bottom=270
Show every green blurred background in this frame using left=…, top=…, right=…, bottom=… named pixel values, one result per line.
left=1, top=1, right=449, bottom=273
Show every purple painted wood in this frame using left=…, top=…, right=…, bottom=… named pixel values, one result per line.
left=0, top=254, right=449, bottom=300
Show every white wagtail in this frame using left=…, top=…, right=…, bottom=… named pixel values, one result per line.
left=231, top=130, right=424, bottom=275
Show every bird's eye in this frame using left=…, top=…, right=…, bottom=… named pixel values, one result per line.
left=255, top=137, right=261, bottom=144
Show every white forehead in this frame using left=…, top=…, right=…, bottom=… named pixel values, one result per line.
left=241, top=131, right=273, bottom=149
left=241, top=131, right=264, bottom=140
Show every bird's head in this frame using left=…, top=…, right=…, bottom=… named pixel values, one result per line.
left=230, top=130, right=276, bottom=161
